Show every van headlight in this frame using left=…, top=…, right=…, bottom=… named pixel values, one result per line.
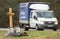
left=40, top=22, right=44, bottom=24
left=55, top=22, right=58, bottom=24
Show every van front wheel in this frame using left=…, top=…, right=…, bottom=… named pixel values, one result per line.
left=25, top=27, right=29, bottom=31
left=53, top=29, right=57, bottom=31
left=35, top=24, right=40, bottom=30
left=35, top=25, right=44, bottom=31
left=52, top=26, right=57, bottom=31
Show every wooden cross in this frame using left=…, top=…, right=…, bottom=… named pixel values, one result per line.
left=8, top=8, right=14, bottom=28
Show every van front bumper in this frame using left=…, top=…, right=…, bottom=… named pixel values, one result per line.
left=37, top=24, right=58, bottom=29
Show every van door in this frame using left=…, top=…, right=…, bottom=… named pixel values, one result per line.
left=30, top=12, right=36, bottom=28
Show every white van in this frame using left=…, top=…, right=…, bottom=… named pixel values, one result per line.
left=30, top=10, right=58, bottom=31
left=19, top=2, right=58, bottom=31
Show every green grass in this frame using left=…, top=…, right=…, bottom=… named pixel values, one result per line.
left=0, top=30, right=60, bottom=39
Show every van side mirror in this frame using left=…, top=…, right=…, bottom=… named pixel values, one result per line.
left=33, top=16, right=37, bottom=20
left=57, top=17, right=58, bottom=19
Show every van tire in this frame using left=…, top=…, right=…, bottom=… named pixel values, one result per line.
left=39, top=29, right=44, bottom=31
left=52, top=26, right=57, bottom=31
left=53, top=29, right=57, bottom=31
left=25, top=27, right=29, bottom=31
left=35, top=25, right=44, bottom=31
left=35, top=26, right=38, bottom=30
left=35, top=24, right=40, bottom=30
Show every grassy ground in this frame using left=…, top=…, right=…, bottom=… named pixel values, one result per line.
left=0, top=30, right=60, bottom=39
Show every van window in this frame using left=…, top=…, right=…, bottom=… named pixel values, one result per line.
left=30, top=12, right=33, bottom=18
left=37, top=12, right=56, bottom=18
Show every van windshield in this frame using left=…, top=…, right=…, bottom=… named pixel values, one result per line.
left=37, top=12, right=56, bottom=18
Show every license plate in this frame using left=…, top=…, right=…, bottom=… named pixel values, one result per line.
left=48, top=25, right=53, bottom=27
